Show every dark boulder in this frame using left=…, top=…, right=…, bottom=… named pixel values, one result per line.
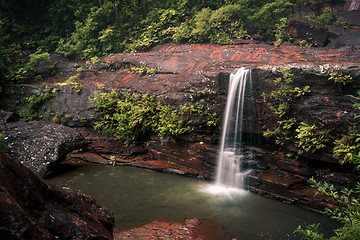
left=327, top=31, right=360, bottom=48
left=339, top=10, right=360, bottom=27
left=0, top=151, right=114, bottom=239
left=287, top=18, right=335, bottom=47
left=0, top=110, right=20, bottom=125
left=2, top=119, right=87, bottom=178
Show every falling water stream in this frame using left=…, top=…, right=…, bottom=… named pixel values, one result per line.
left=215, top=67, right=253, bottom=189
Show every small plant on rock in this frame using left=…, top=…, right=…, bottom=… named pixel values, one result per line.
left=262, top=68, right=311, bottom=149
left=333, top=126, right=360, bottom=169
left=19, top=88, right=55, bottom=120
left=266, top=68, right=311, bottom=118
left=263, top=117, right=297, bottom=146
left=295, top=122, right=331, bottom=155
left=329, top=72, right=353, bottom=92
left=130, top=66, right=156, bottom=76
left=180, top=89, right=219, bottom=129
left=108, top=155, right=116, bottom=166
left=274, top=17, right=292, bottom=47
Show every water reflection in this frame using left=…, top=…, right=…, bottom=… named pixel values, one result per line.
left=48, top=163, right=339, bottom=239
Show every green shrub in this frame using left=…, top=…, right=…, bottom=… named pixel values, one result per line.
left=263, top=118, right=297, bottom=146
left=91, top=91, right=189, bottom=143
left=295, top=122, right=331, bottom=155
left=0, top=18, right=24, bottom=90
left=329, top=72, right=353, bottom=92
left=191, top=5, right=248, bottom=44
left=251, top=0, right=293, bottom=40
left=171, top=20, right=194, bottom=43
left=265, top=68, right=311, bottom=118
left=304, top=7, right=347, bottom=27
left=24, top=49, right=51, bottom=73
left=295, top=178, right=360, bottom=239
left=333, top=126, right=360, bottom=169
left=55, top=2, right=123, bottom=59
left=262, top=68, right=312, bottom=151
left=126, top=8, right=183, bottom=52
left=274, top=17, right=292, bottom=46
left=179, top=89, right=219, bottom=128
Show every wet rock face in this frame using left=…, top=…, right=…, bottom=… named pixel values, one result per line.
left=2, top=119, right=87, bottom=178
left=0, top=151, right=114, bottom=239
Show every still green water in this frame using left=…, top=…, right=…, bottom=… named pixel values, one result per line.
left=48, top=163, right=338, bottom=239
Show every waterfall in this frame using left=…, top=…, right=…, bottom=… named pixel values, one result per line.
left=215, top=67, right=253, bottom=189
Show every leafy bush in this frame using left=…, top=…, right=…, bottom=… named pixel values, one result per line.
left=265, top=68, right=310, bottom=118
left=179, top=89, right=219, bottom=129
left=171, top=20, right=194, bottom=43
left=251, top=0, right=293, bottom=40
left=0, top=17, right=24, bottom=91
left=329, top=72, right=353, bottom=92
left=295, top=122, right=331, bottom=155
left=304, top=7, right=347, bottom=27
left=333, top=126, right=360, bottom=169
left=126, top=8, right=184, bottom=52
left=91, top=91, right=189, bottom=143
left=55, top=2, right=123, bottom=59
left=263, top=117, right=297, bottom=146
left=295, top=178, right=360, bottom=239
left=21, top=49, right=52, bottom=81
left=274, top=17, right=292, bottom=46
left=262, top=68, right=312, bottom=151
left=191, top=5, right=249, bottom=44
